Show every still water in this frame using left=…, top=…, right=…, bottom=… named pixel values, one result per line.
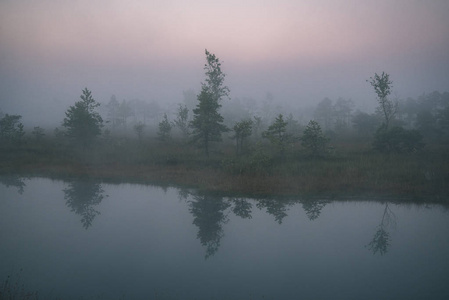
left=1, top=176, right=448, bottom=300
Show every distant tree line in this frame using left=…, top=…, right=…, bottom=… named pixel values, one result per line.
left=2, top=51, right=449, bottom=162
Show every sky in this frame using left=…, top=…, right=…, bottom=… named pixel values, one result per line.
left=1, top=0, right=449, bottom=126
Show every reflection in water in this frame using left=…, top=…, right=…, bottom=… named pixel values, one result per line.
left=256, top=199, right=290, bottom=224
left=177, top=188, right=190, bottom=202
left=301, top=199, right=329, bottom=220
left=183, top=192, right=332, bottom=257
left=231, top=198, right=253, bottom=219
left=63, top=179, right=106, bottom=229
left=367, top=203, right=396, bottom=255
left=2, top=178, right=449, bottom=300
left=180, top=189, right=404, bottom=259
left=0, top=175, right=26, bottom=194
left=188, top=194, right=231, bottom=259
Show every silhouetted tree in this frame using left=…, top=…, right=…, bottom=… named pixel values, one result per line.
left=173, top=104, right=190, bottom=139
left=300, top=120, right=329, bottom=157
left=190, top=88, right=228, bottom=156
left=373, top=125, right=424, bottom=153
left=157, top=113, right=172, bottom=141
left=190, top=50, right=229, bottom=156
left=0, top=114, right=25, bottom=145
left=231, top=119, right=253, bottom=156
left=63, top=88, right=103, bottom=148
left=368, top=72, right=397, bottom=130
left=202, top=49, right=230, bottom=103
left=263, top=114, right=293, bottom=159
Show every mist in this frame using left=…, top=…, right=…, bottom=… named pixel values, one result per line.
left=2, top=2, right=449, bottom=299
left=1, top=0, right=449, bottom=128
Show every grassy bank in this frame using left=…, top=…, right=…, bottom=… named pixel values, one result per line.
left=1, top=137, right=448, bottom=201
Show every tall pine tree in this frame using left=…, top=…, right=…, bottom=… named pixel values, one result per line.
left=190, top=50, right=229, bottom=156
left=63, top=88, right=103, bottom=148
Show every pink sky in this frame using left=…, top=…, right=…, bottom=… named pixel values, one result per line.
left=1, top=0, right=448, bottom=124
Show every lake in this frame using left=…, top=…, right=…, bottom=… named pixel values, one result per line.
left=1, top=176, right=448, bottom=300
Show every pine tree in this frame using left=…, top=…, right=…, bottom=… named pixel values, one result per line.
left=63, top=88, right=103, bottom=148
left=190, top=89, right=228, bottom=156
left=263, top=114, right=293, bottom=158
left=300, top=120, right=329, bottom=157
left=190, top=50, right=229, bottom=156
left=157, top=113, right=172, bottom=141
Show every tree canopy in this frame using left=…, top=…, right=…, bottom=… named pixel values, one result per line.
left=63, top=88, right=103, bottom=148
left=202, top=49, right=230, bottom=103
left=231, top=119, right=253, bottom=155
left=190, top=88, right=228, bottom=156
left=190, top=50, right=229, bottom=156
left=263, top=114, right=293, bottom=159
left=300, top=120, right=329, bottom=157
left=0, top=114, right=24, bottom=145
left=368, top=72, right=397, bottom=129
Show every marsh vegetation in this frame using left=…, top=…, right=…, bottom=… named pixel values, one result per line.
left=1, top=51, right=448, bottom=199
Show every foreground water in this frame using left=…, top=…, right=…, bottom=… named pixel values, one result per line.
left=1, top=177, right=448, bottom=300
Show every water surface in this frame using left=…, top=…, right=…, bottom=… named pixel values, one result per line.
left=1, top=177, right=448, bottom=299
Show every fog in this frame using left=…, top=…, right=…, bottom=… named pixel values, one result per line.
left=1, top=0, right=449, bottom=128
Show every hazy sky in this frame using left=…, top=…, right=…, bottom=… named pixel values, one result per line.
left=1, top=0, right=448, bottom=125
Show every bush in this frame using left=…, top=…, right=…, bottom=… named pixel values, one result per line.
left=0, top=114, right=25, bottom=145
left=300, top=120, right=330, bottom=157
left=221, top=147, right=272, bottom=176
left=373, top=125, right=424, bottom=153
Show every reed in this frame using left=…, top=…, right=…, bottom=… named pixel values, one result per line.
left=1, top=137, right=448, bottom=200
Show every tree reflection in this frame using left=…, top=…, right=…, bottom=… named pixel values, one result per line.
left=177, top=188, right=190, bottom=202
left=188, top=194, right=231, bottom=259
left=256, top=199, right=289, bottom=224
left=63, top=179, right=106, bottom=229
left=301, top=199, right=329, bottom=220
left=230, top=198, right=253, bottom=219
left=0, top=175, right=26, bottom=194
left=367, top=203, right=396, bottom=255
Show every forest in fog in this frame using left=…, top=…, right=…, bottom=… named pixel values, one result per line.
left=1, top=84, right=449, bottom=151
left=1, top=50, right=448, bottom=198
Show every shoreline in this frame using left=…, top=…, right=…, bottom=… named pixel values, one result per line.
left=1, top=141, right=448, bottom=202
left=3, top=159, right=447, bottom=203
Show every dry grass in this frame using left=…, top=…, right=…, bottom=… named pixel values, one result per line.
left=1, top=139, right=448, bottom=200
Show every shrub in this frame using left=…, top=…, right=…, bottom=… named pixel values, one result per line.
left=373, top=125, right=424, bottom=153
left=0, top=114, right=25, bottom=145
left=300, top=120, right=330, bottom=157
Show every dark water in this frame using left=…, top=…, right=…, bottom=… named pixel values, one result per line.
left=1, top=177, right=448, bottom=300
